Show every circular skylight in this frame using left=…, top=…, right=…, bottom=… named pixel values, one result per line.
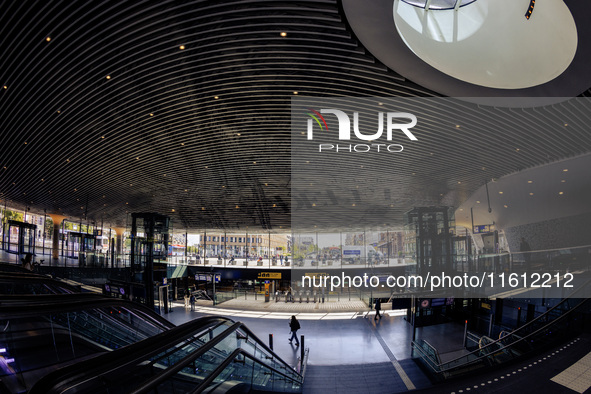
left=393, top=0, right=577, bottom=89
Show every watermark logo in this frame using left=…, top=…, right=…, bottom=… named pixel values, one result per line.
left=304, top=108, right=329, bottom=132
left=306, top=109, right=417, bottom=141
left=305, top=109, right=417, bottom=152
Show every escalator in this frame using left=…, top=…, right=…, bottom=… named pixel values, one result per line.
left=0, top=294, right=175, bottom=393
left=29, top=316, right=304, bottom=393
left=0, top=273, right=83, bottom=295
left=412, top=278, right=591, bottom=380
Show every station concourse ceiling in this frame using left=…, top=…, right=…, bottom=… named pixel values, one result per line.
left=1, top=0, right=591, bottom=232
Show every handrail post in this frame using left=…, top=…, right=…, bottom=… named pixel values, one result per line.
left=463, top=319, right=468, bottom=348
left=300, top=335, right=305, bottom=370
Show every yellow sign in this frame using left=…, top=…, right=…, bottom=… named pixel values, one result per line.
left=258, top=272, right=281, bottom=279
left=304, top=272, right=328, bottom=278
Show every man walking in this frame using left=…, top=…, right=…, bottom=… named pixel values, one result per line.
left=289, top=315, right=300, bottom=346
left=374, top=298, right=382, bottom=320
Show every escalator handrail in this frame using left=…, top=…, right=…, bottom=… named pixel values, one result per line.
left=418, top=276, right=591, bottom=371
left=4, top=295, right=301, bottom=382
left=0, top=295, right=175, bottom=330
left=191, top=347, right=302, bottom=394
left=437, top=296, right=591, bottom=373
left=129, top=321, right=303, bottom=393
left=29, top=316, right=235, bottom=394
left=0, top=274, right=82, bottom=293
left=128, top=322, right=243, bottom=394
left=30, top=315, right=303, bottom=394
left=0, top=293, right=103, bottom=303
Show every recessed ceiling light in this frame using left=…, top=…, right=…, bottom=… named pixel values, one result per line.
left=46, top=37, right=51, bottom=42
left=172, top=208, right=176, bottom=212
left=559, top=191, right=564, bottom=195
left=515, top=148, right=520, bottom=152
left=2, top=85, right=6, bottom=89
left=498, top=191, right=503, bottom=194
left=179, top=45, right=185, bottom=50
left=280, top=32, right=287, bottom=37
left=563, top=169, right=568, bottom=172
left=149, top=113, right=153, bottom=116
left=272, top=204, right=277, bottom=207
left=24, top=142, right=27, bottom=145
left=214, top=96, right=219, bottom=99
left=455, top=125, right=460, bottom=128
left=564, top=123, right=568, bottom=126
left=476, top=201, right=480, bottom=203
left=529, top=192, right=534, bottom=196
left=527, top=180, right=533, bottom=183
left=293, top=91, right=298, bottom=95
left=504, top=205, right=508, bottom=208
left=106, top=75, right=111, bottom=80
left=181, top=142, right=184, bottom=146
left=312, top=203, right=316, bottom=207
left=561, top=180, right=566, bottom=183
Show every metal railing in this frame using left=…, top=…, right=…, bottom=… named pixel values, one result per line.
left=412, top=278, right=591, bottom=380
left=29, top=316, right=303, bottom=393
left=400, top=0, right=477, bottom=11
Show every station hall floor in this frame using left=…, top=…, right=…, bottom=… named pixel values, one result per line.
left=164, top=302, right=591, bottom=394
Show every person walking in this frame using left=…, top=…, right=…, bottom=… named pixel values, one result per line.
left=289, top=315, right=300, bottom=346
left=189, top=293, right=196, bottom=311
left=374, top=298, right=382, bottom=320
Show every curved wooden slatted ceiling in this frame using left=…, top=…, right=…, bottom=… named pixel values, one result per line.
left=0, top=0, right=590, bottom=231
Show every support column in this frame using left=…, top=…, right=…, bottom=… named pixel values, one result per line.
left=48, top=214, right=68, bottom=265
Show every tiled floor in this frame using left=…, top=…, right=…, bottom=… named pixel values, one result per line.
left=551, top=351, right=591, bottom=393
left=165, top=303, right=448, bottom=392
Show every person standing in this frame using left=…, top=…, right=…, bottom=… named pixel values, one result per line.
left=374, top=298, right=382, bottom=320
left=289, top=315, right=300, bottom=346
left=184, top=288, right=190, bottom=308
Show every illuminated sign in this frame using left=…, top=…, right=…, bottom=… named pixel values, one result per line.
left=257, top=272, right=281, bottom=279
left=473, top=224, right=495, bottom=234
left=303, top=272, right=328, bottom=278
